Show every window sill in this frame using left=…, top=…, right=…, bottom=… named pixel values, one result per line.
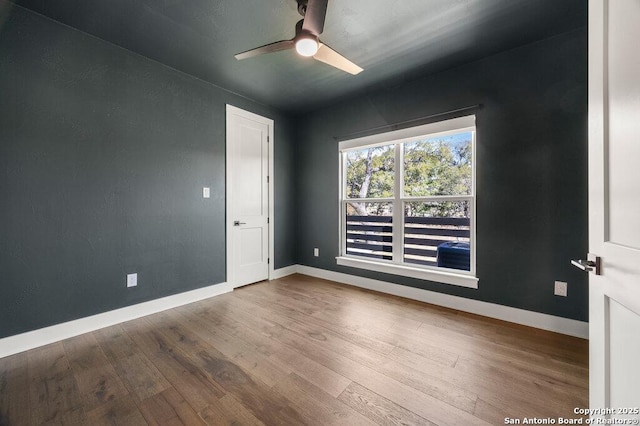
left=335, top=256, right=479, bottom=289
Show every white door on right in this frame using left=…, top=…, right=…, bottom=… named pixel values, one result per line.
left=587, top=0, right=640, bottom=419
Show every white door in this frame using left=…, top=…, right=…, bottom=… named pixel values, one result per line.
left=226, top=105, right=272, bottom=288
left=586, top=0, right=640, bottom=418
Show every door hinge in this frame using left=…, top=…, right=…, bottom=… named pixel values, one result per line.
left=267, top=135, right=270, bottom=142
left=267, top=175, right=269, bottom=183
left=267, top=217, right=270, bottom=224
left=267, top=258, right=270, bottom=264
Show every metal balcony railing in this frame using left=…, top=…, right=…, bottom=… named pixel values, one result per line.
left=346, top=215, right=470, bottom=268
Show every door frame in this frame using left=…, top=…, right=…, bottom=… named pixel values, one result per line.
left=225, top=104, right=275, bottom=287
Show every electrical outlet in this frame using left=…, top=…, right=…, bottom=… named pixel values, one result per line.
left=554, top=281, right=567, bottom=297
left=127, top=273, right=138, bottom=288
left=314, top=248, right=319, bottom=257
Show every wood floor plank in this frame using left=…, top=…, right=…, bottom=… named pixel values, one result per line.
left=199, top=394, right=266, bottom=426
left=94, top=324, right=141, bottom=360
left=180, top=301, right=283, bottom=357
left=62, top=332, right=130, bottom=411
left=414, top=320, right=588, bottom=383
left=145, top=313, right=312, bottom=426
left=296, top=280, right=586, bottom=376
left=247, top=284, right=399, bottom=355
left=138, top=387, right=206, bottom=426
left=195, top=350, right=311, bottom=425
left=274, top=276, right=429, bottom=329
left=222, top=294, right=490, bottom=425
left=305, top=347, right=487, bottom=425
left=1, top=275, right=588, bottom=425
left=85, top=395, right=148, bottom=425
left=268, top=278, right=585, bottom=424
left=277, top=315, right=390, bottom=367
left=303, top=342, right=488, bottom=426
left=282, top=312, right=479, bottom=413
left=452, top=356, right=587, bottom=418
left=269, top=347, right=352, bottom=398
left=272, top=373, right=376, bottom=426
left=170, top=308, right=290, bottom=387
left=385, top=344, right=459, bottom=372
left=111, top=352, right=171, bottom=402
left=307, top=306, right=463, bottom=372
left=338, top=382, right=435, bottom=426
left=0, top=352, right=30, bottom=426
left=473, top=397, right=517, bottom=425
left=120, top=317, right=226, bottom=413
left=277, top=279, right=586, bottom=420
left=228, top=287, right=481, bottom=414
left=225, top=293, right=392, bottom=369
left=375, top=356, right=478, bottom=413
left=95, top=325, right=171, bottom=401
left=178, top=298, right=353, bottom=399
left=310, top=308, right=457, bottom=364
left=27, top=342, right=87, bottom=425
left=279, top=276, right=585, bottom=368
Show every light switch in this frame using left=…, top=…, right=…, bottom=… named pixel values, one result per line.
left=203, top=187, right=210, bottom=198
left=127, top=273, right=138, bottom=288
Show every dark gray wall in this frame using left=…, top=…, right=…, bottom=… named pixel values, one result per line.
left=0, top=5, right=296, bottom=338
left=295, top=29, right=588, bottom=321
left=0, top=2, right=588, bottom=340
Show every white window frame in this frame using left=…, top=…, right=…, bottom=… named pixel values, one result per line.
left=337, top=115, right=479, bottom=289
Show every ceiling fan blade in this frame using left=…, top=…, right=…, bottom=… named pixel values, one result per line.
left=313, top=43, right=363, bottom=75
left=302, top=0, right=328, bottom=35
left=235, top=40, right=294, bottom=60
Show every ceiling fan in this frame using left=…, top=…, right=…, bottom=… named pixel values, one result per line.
left=234, top=0, right=363, bottom=75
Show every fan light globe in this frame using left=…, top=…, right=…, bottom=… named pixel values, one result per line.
left=295, top=38, right=319, bottom=57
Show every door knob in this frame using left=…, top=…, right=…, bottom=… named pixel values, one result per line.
left=233, top=220, right=246, bottom=226
left=571, top=253, right=601, bottom=275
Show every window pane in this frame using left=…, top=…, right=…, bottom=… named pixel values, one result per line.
left=403, top=132, right=472, bottom=197
left=346, top=202, right=393, bottom=261
left=404, top=201, right=471, bottom=271
left=345, top=145, right=394, bottom=198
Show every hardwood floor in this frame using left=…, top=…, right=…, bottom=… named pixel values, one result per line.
left=0, top=274, right=588, bottom=425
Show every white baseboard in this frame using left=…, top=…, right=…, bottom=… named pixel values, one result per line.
left=0, top=264, right=588, bottom=359
left=0, top=282, right=232, bottom=359
left=295, top=265, right=589, bottom=339
left=271, top=265, right=298, bottom=280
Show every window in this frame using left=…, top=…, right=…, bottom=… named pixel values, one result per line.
left=338, top=115, right=478, bottom=288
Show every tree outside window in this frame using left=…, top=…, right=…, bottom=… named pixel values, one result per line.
left=341, top=124, right=475, bottom=274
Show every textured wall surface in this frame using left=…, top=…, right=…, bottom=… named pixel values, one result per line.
left=0, top=3, right=588, bottom=340
left=295, top=29, right=589, bottom=321
left=0, top=6, right=296, bottom=338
